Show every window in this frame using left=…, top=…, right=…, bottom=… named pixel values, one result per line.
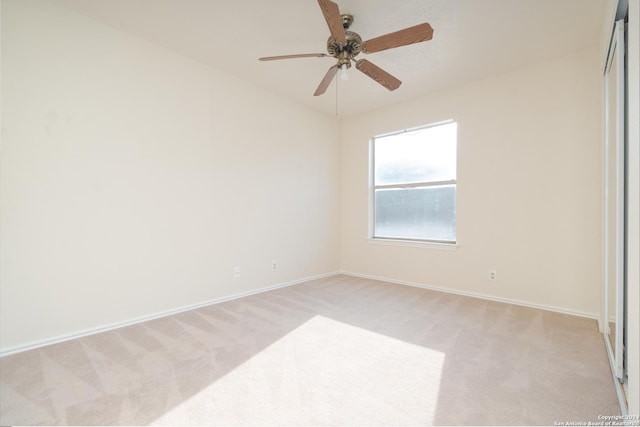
left=370, top=121, right=457, bottom=244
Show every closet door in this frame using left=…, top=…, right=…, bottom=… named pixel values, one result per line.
left=604, top=19, right=625, bottom=380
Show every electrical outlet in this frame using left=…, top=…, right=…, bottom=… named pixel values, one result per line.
left=271, top=261, right=277, bottom=272
left=233, top=266, right=240, bottom=279
left=489, top=270, right=497, bottom=281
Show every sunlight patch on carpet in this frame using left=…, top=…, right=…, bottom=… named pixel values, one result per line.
left=152, top=315, right=445, bottom=425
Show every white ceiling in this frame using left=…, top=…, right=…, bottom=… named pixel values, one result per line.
left=52, top=0, right=607, bottom=117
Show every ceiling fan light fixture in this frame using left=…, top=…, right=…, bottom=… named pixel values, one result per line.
left=340, top=63, right=349, bottom=81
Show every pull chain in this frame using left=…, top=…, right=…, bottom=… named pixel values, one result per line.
left=335, top=74, right=339, bottom=116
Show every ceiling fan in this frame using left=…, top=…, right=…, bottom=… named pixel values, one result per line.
left=258, top=0, right=434, bottom=96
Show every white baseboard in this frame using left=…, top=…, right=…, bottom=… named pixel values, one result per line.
left=340, top=270, right=599, bottom=320
left=2, top=270, right=598, bottom=357
left=0, top=271, right=340, bottom=358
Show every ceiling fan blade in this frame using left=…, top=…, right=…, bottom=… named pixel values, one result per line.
left=314, top=65, right=339, bottom=96
left=259, top=53, right=329, bottom=61
left=317, top=0, right=346, bottom=44
left=362, top=23, right=433, bottom=53
left=355, top=59, right=402, bottom=91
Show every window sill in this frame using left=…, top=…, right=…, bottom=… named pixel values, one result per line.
left=367, top=238, right=458, bottom=250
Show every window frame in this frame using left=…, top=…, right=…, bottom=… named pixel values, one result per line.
left=368, top=120, right=458, bottom=247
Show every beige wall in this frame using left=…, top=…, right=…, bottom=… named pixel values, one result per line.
left=340, top=48, right=602, bottom=316
left=0, top=0, right=341, bottom=353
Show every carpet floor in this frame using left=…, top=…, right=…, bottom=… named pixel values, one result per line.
left=0, top=274, right=621, bottom=425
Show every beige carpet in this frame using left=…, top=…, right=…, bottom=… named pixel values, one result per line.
left=0, top=274, right=621, bottom=425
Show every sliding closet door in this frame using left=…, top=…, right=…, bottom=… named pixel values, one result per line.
left=604, top=20, right=625, bottom=380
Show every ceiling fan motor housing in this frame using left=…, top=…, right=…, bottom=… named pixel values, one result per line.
left=327, top=30, right=362, bottom=67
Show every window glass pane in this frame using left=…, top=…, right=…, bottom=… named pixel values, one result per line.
left=374, top=185, right=456, bottom=241
left=374, top=122, right=457, bottom=186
